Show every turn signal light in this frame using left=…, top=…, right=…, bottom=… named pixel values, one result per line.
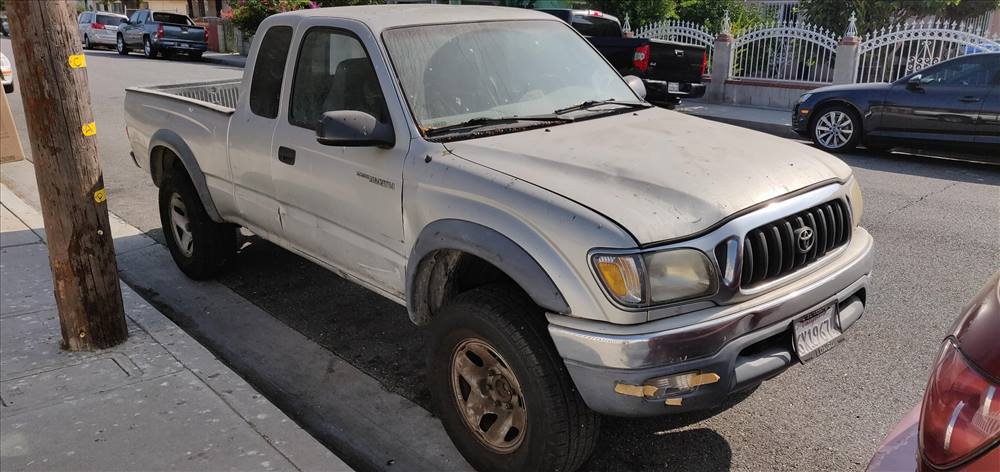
left=919, top=340, right=1000, bottom=468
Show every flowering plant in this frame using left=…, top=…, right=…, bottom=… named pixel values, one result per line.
left=230, top=0, right=311, bottom=36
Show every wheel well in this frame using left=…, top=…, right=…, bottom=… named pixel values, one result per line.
left=149, top=145, right=184, bottom=187
left=809, top=100, right=864, bottom=134
left=409, top=249, right=524, bottom=326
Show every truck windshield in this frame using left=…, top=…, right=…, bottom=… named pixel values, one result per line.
left=382, top=20, right=637, bottom=132
left=570, top=15, right=622, bottom=37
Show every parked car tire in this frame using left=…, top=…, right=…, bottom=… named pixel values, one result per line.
left=143, top=37, right=158, bottom=59
left=810, top=105, right=862, bottom=152
left=3, top=82, right=13, bottom=94
left=158, top=170, right=238, bottom=280
left=116, top=34, right=129, bottom=55
left=83, top=35, right=92, bottom=50
left=428, top=284, right=599, bottom=472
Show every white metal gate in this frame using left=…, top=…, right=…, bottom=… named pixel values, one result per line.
left=732, top=22, right=839, bottom=83
left=635, top=19, right=715, bottom=75
left=856, top=20, right=1000, bottom=83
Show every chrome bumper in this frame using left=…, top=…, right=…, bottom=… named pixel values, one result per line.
left=548, top=227, right=873, bottom=416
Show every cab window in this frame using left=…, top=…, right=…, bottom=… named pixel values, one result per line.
left=288, top=28, right=388, bottom=130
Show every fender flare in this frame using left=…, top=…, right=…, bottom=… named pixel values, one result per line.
left=406, top=219, right=571, bottom=323
left=148, top=129, right=224, bottom=223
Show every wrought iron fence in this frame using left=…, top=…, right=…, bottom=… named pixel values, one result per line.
left=732, top=21, right=839, bottom=83
left=635, top=19, right=715, bottom=75
left=856, top=20, right=1000, bottom=83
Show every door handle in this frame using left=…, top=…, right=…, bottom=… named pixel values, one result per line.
left=959, top=96, right=982, bottom=103
left=277, top=146, right=296, bottom=165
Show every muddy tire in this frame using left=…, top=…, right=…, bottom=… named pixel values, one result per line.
left=428, top=284, right=599, bottom=472
left=158, top=170, right=237, bottom=280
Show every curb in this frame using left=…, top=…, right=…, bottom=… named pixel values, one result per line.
left=201, top=54, right=246, bottom=68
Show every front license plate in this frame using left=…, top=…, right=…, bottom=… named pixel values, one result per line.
left=793, top=304, right=842, bottom=362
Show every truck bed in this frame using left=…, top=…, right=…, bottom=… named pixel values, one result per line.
left=127, top=79, right=241, bottom=113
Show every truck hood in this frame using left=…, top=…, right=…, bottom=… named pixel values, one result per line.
left=445, top=107, right=851, bottom=244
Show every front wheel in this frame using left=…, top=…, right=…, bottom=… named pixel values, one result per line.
left=158, top=171, right=238, bottom=279
left=428, top=284, right=599, bottom=472
left=810, top=106, right=861, bottom=152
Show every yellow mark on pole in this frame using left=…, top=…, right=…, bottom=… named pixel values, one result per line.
left=81, top=122, right=96, bottom=137
left=94, top=188, right=107, bottom=203
left=68, top=54, right=87, bottom=69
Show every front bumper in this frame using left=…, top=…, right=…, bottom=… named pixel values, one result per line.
left=792, top=102, right=812, bottom=136
left=549, top=228, right=873, bottom=417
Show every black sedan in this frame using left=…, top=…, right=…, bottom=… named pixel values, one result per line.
left=793, top=52, right=999, bottom=158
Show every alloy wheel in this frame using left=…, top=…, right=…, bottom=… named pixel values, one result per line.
left=144, top=39, right=152, bottom=57
left=169, top=192, right=194, bottom=258
left=450, top=338, right=527, bottom=454
left=814, top=110, right=854, bottom=150
left=117, top=36, right=124, bottom=53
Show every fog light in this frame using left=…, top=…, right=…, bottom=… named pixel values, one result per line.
left=643, top=371, right=720, bottom=399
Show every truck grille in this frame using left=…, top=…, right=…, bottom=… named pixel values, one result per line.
left=738, top=199, right=851, bottom=288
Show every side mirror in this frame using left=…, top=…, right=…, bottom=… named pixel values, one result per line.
left=906, top=74, right=923, bottom=90
left=623, top=75, right=646, bottom=100
left=317, top=110, right=394, bottom=148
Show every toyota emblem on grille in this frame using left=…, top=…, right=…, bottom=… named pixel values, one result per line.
left=794, top=227, right=815, bottom=253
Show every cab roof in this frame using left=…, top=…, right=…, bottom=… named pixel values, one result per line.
left=279, top=4, right=557, bottom=32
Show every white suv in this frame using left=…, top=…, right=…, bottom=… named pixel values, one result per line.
left=77, top=11, right=127, bottom=50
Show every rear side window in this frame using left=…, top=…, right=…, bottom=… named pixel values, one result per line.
left=79, top=13, right=92, bottom=24
left=289, top=28, right=388, bottom=129
left=97, top=15, right=123, bottom=26
left=249, top=26, right=293, bottom=119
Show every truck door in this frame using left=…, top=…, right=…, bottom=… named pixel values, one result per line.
left=228, top=24, right=294, bottom=239
left=271, top=20, right=409, bottom=296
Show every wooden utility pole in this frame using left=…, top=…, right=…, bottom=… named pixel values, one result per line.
left=7, top=0, right=127, bottom=350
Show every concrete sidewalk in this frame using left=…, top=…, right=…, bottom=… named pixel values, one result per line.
left=675, top=100, right=799, bottom=139
left=0, top=185, right=350, bottom=471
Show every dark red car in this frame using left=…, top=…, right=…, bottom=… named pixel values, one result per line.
left=868, top=273, right=1000, bottom=471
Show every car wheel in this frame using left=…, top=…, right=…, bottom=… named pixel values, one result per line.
left=83, top=35, right=91, bottom=50
left=143, top=37, right=157, bottom=59
left=3, top=82, right=13, bottom=94
left=428, top=284, right=599, bottom=472
left=158, top=170, right=238, bottom=280
left=116, top=35, right=129, bottom=55
left=810, top=105, right=861, bottom=152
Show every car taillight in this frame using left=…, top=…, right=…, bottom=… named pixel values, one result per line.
left=920, top=340, right=1000, bottom=468
left=91, top=22, right=105, bottom=30
left=156, top=24, right=164, bottom=39
left=633, top=44, right=650, bottom=73
left=700, top=51, right=708, bottom=76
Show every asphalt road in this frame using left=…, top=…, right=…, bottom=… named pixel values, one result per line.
left=3, top=38, right=999, bottom=471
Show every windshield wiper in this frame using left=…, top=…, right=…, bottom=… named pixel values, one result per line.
left=425, top=114, right=573, bottom=137
left=554, top=100, right=651, bottom=115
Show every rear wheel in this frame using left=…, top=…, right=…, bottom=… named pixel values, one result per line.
left=83, top=35, right=91, bottom=50
left=116, top=34, right=129, bottom=55
left=143, top=36, right=157, bottom=59
left=158, top=170, right=238, bottom=279
left=428, top=284, right=599, bottom=472
left=810, top=105, right=861, bottom=152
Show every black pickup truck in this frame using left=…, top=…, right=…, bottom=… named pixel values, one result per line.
left=117, top=10, right=207, bottom=60
left=539, top=9, right=706, bottom=105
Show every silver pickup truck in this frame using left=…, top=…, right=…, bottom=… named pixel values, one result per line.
left=124, top=5, right=873, bottom=472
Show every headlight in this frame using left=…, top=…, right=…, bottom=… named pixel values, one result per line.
left=797, top=93, right=812, bottom=104
left=847, top=177, right=864, bottom=227
left=592, top=249, right=717, bottom=308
